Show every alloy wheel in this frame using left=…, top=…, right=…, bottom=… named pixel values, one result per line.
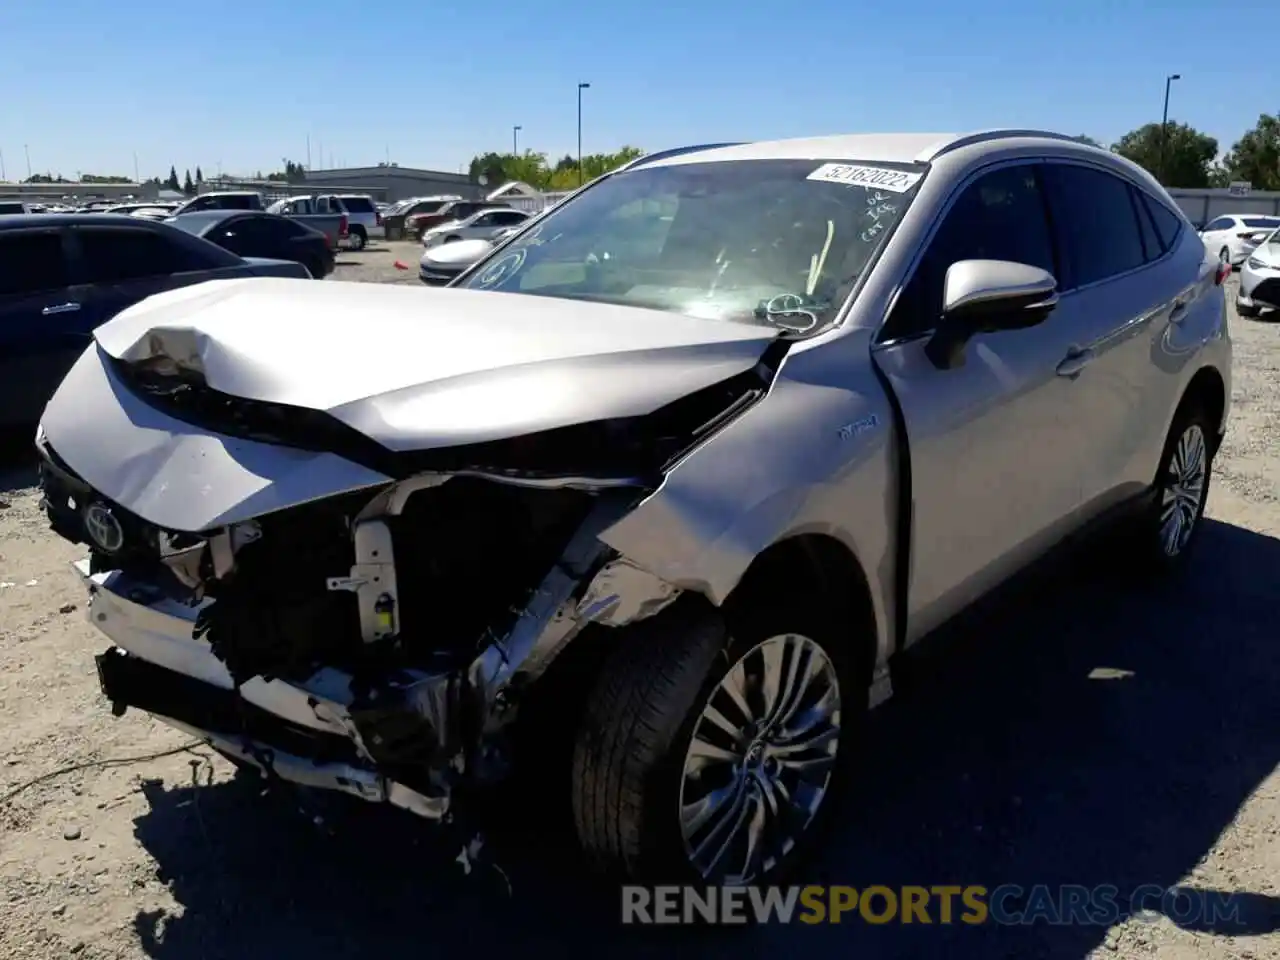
left=678, top=632, right=842, bottom=884
left=1160, top=423, right=1207, bottom=557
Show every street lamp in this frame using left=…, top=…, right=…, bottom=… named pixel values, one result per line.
left=577, top=82, right=591, bottom=186
left=513, top=125, right=522, bottom=155
left=1158, top=73, right=1181, bottom=185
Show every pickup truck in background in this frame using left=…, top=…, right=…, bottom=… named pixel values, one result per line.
left=170, top=191, right=265, bottom=216
left=264, top=196, right=350, bottom=250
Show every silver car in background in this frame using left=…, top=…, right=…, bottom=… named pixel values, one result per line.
left=35, top=130, right=1229, bottom=890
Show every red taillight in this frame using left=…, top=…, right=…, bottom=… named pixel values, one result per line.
left=339, top=214, right=349, bottom=235
left=1215, top=262, right=1231, bottom=285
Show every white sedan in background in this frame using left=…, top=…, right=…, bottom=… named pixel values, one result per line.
left=421, top=208, right=530, bottom=248
left=1238, top=227, right=1280, bottom=318
left=1199, top=214, right=1280, bottom=267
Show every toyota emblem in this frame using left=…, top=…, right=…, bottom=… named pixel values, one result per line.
left=83, top=502, right=125, bottom=554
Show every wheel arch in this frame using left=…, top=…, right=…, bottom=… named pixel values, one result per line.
left=1182, top=365, right=1227, bottom=453
left=722, top=532, right=882, bottom=688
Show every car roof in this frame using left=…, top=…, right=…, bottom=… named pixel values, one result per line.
left=164, top=210, right=245, bottom=230
left=0, top=212, right=162, bottom=229
left=636, top=129, right=1101, bottom=168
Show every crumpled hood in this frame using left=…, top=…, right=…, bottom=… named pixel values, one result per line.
left=90, top=277, right=779, bottom=452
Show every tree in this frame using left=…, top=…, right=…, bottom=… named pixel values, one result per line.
left=166, top=166, right=180, bottom=191
left=1112, top=122, right=1217, bottom=188
left=196, top=166, right=204, bottom=183
left=466, top=146, right=646, bottom=193
left=1218, top=113, right=1280, bottom=191
left=183, top=169, right=195, bottom=195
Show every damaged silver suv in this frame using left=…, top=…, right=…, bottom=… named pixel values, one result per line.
left=37, top=130, right=1231, bottom=888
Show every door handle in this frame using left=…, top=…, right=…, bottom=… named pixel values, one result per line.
left=1056, top=347, right=1095, bottom=378
left=41, top=302, right=81, bottom=316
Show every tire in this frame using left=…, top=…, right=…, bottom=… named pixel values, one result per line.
left=347, top=227, right=366, bottom=251
left=442, top=234, right=462, bottom=244
left=1129, top=401, right=1214, bottom=571
left=571, top=595, right=862, bottom=887
left=1218, top=246, right=1231, bottom=267
left=304, top=258, right=325, bottom=280
left=1236, top=301, right=1261, bottom=318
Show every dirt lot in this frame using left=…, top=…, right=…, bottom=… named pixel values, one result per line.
left=0, top=271, right=1276, bottom=959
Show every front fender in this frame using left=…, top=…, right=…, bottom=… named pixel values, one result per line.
left=599, top=329, right=898, bottom=657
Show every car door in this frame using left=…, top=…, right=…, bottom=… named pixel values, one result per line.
left=0, top=227, right=81, bottom=425
left=1040, top=162, right=1200, bottom=516
left=872, top=161, right=1088, bottom=639
left=68, top=224, right=243, bottom=327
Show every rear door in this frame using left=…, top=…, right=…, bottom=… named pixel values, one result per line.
left=68, top=224, right=245, bottom=327
left=0, top=227, right=81, bottom=425
left=1040, top=162, right=1203, bottom=514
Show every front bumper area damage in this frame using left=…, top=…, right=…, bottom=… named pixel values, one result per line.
left=50, top=456, right=685, bottom=825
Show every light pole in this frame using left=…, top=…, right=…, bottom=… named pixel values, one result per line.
left=1158, top=73, right=1181, bottom=185
left=0, top=148, right=5, bottom=182
left=24, top=144, right=31, bottom=181
left=513, top=125, right=522, bottom=155
left=577, top=82, right=591, bottom=186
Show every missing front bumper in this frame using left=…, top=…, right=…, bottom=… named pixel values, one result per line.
left=80, top=558, right=452, bottom=819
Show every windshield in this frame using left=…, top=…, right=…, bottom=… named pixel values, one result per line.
left=458, top=157, right=921, bottom=333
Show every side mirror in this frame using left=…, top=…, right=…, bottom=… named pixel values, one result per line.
left=924, top=259, right=1058, bottom=370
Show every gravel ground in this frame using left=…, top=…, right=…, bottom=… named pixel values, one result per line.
left=0, top=275, right=1276, bottom=960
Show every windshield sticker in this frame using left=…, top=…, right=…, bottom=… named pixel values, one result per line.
left=473, top=248, right=526, bottom=288
left=807, top=163, right=922, bottom=194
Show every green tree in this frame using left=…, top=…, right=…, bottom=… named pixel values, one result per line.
left=1112, top=122, right=1218, bottom=188
left=166, top=166, right=180, bottom=191
left=196, top=166, right=204, bottom=183
left=183, top=169, right=195, bottom=195
left=1218, top=113, right=1280, bottom=191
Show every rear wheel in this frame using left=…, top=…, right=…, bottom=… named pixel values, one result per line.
left=571, top=596, right=861, bottom=886
left=1129, top=403, right=1214, bottom=571
left=348, top=227, right=367, bottom=251
left=304, top=257, right=325, bottom=279
left=1219, top=246, right=1231, bottom=267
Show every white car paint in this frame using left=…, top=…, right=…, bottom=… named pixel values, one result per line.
left=1238, top=228, right=1280, bottom=314
left=1199, top=213, right=1280, bottom=267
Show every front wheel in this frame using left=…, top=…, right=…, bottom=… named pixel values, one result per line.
left=1236, top=301, right=1261, bottom=318
left=571, top=597, right=860, bottom=886
left=1219, top=246, right=1231, bottom=267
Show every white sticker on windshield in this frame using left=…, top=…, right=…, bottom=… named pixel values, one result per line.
left=806, top=163, right=922, bottom=194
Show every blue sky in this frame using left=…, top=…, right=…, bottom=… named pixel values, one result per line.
left=3, top=0, right=1274, bottom=181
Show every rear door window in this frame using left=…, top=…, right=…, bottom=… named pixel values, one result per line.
left=0, top=230, right=69, bottom=296
left=74, top=227, right=221, bottom=283
left=1042, top=163, right=1146, bottom=288
left=1140, top=194, right=1184, bottom=253
left=1202, top=217, right=1233, bottom=233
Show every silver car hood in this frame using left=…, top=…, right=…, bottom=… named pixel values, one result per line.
left=89, top=277, right=780, bottom=452
left=420, top=238, right=492, bottom=268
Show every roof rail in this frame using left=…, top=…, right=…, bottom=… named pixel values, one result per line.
left=621, top=142, right=747, bottom=172
left=917, top=129, right=1097, bottom=164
